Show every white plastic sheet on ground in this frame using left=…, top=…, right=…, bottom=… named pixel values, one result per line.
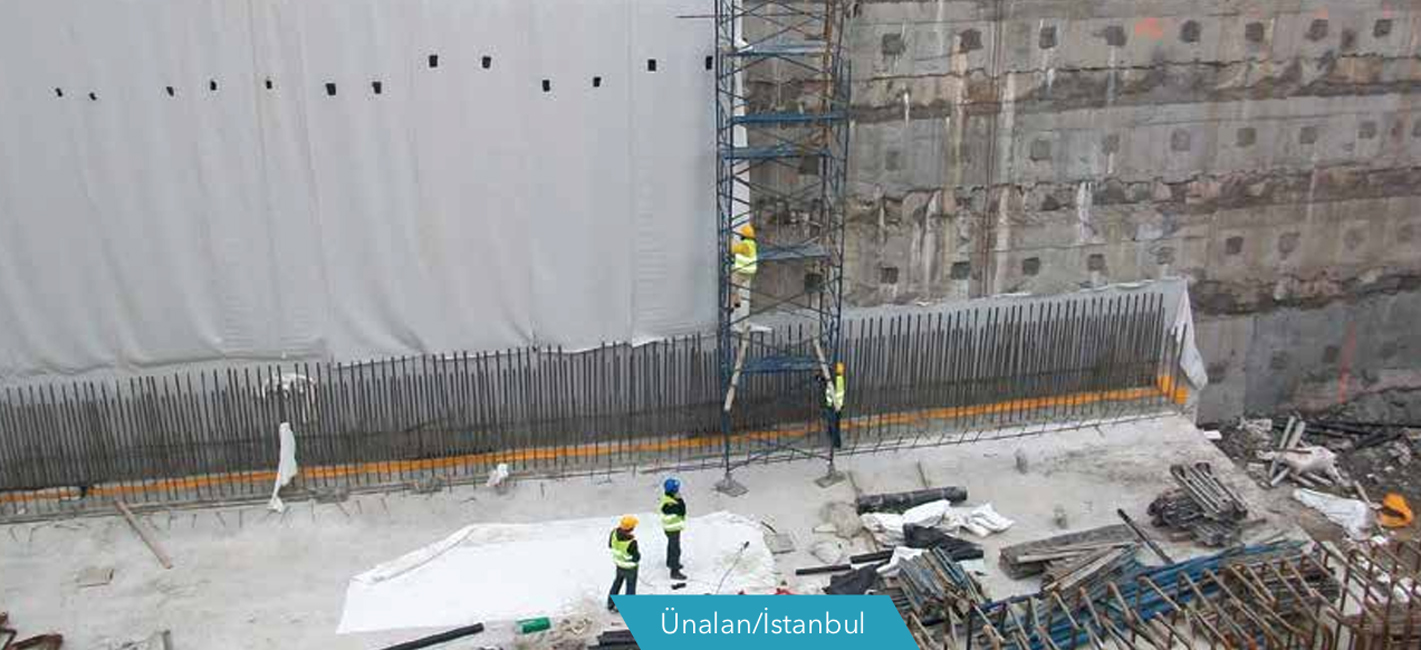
left=860, top=500, right=1014, bottom=546
left=1293, top=488, right=1373, bottom=539
left=0, top=0, right=715, bottom=382
left=336, top=511, right=776, bottom=633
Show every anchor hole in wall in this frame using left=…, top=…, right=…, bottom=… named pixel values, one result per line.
left=647, top=59, right=657, bottom=72
left=542, top=79, right=551, bottom=92
left=428, top=54, right=439, bottom=68
left=482, top=56, right=492, bottom=69
left=265, top=78, right=274, bottom=90
left=593, top=76, right=602, bottom=88
left=1374, top=19, right=1393, bottom=38
left=1225, top=236, right=1244, bottom=256
left=1245, top=22, right=1265, bottom=43
left=326, top=82, right=337, bottom=96
left=1022, top=257, right=1041, bottom=277
left=1180, top=20, right=1201, bottom=43
left=209, top=80, right=218, bottom=92
left=165, top=86, right=175, bottom=97
left=705, top=56, right=713, bottom=70
left=55, top=88, right=63, bottom=98
left=950, top=262, right=970, bottom=280
left=1086, top=253, right=1106, bottom=272
left=88, top=91, right=97, bottom=101
left=1039, top=25, right=1057, bottom=49
left=879, top=266, right=898, bottom=285
left=372, top=81, right=383, bottom=95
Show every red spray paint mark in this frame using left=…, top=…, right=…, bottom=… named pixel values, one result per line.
left=1337, top=321, right=1357, bottom=405
left=1135, top=17, right=1165, bottom=40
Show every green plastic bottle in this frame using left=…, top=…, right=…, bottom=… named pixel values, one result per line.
left=517, top=617, right=551, bottom=634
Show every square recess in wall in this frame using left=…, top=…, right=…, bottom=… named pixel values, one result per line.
left=1021, top=257, right=1041, bottom=277
left=949, top=262, right=970, bottom=280
left=879, top=266, right=899, bottom=284
left=1375, top=19, right=1394, bottom=38
left=1038, top=25, right=1057, bottom=49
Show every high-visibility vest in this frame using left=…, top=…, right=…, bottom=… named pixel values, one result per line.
left=825, top=372, right=845, bottom=411
left=609, top=530, right=638, bottom=569
left=659, top=494, right=686, bottom=532
left=733, top=239, right=758, bottom=275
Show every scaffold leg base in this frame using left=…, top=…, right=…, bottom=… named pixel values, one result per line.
left=715, top=475, right=748, bottom=497
left=814, top=468, right=846, bottom=488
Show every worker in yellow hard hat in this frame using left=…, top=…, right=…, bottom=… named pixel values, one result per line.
left=730, top=223, right=758, bottom=330
left=607, top=515, right=641, bottom=612
left=823, top=361, right=846, bottom=448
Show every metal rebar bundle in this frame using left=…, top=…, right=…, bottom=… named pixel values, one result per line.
left=953, top=540, right=1421, bottom=650
left=1147, top=462, right=1249, bottom=547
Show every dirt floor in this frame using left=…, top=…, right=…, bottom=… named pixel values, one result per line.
left=2, top=414, right=1310, bottom=649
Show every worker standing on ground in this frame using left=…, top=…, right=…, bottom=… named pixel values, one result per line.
left=660, top=478, right=687, bottom=580
left=824, top=362, right=845, bottom=448
left=730, top=223, right=757, bottom=329
left=607, top=515, right=640, bottom=612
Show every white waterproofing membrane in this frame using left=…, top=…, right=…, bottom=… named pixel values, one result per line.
left=0, top=0, right=716, bottom=381
left=336, top=511, right=778, bottom=633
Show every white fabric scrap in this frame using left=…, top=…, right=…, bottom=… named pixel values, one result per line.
left=267, top=423, right=299, bottom=513
left=860, top=501, right=1014, bottom=545
left=1293, top=488, right=1373, bottom=539
left=876, top=546, right=925, bottom=577
left=486, top=463, right=510, bottom=489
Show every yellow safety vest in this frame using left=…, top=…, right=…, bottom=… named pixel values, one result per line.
left=733, top=239, right=758, bottom=275
left=609, top=530, right=638, bottom=569
left=659, top=494, right=686, bottom=532
left=825, top=372, right=845, bottom=411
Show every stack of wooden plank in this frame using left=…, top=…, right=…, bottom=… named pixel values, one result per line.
left=998, top=525, right=1137, bottom=579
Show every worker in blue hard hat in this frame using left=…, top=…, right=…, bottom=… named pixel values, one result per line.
left=660, top=477, right=688, bottom=580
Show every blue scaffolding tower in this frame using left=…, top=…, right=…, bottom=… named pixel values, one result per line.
left=714, top=0, right=850, bottom=494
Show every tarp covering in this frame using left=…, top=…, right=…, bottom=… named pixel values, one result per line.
left=0, top=0, right=716, bottom=382
left=336, top=511, right=778, bottom=633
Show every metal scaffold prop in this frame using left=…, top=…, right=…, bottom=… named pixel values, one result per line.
left=713, top=0, right=851, bottom=495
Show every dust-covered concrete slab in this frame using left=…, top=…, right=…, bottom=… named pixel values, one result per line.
left=0, top=414, right=1305, bottom=649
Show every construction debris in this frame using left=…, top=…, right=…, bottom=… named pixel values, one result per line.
left=1294, top=488, right=1373, bottom=539
left=966, top=540, right=1345, bottom=650
left=74, top=566, right=114, bottom=588
left=998, top=525, right=1136, bottom=578
left=378, top=622, right=484, bottom=650
left=855, top=486, right=967, bottom=514
left=892, top=546, right=989, bottom=623
left=1378, top=492, right=1414, bottom=528
left=589, top=629, right=637, bottom=650
left=114, top=500, right=173, bottom=570
left=0, top=613, right=63, bottom=650
left=1148, top=462, right=1249, bottom=547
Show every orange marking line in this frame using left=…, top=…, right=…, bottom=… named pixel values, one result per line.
left=2, top=382, right=1185, bottom=504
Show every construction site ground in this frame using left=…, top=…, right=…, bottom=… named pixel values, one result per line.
left=1, top=414, right=1310, bottom=649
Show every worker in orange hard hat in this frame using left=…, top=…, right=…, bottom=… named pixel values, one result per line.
left=607, top=515, right=641, bottom=612
left=823, top=361, right=846, bottom=448
left=730, top=222, right=757, bottom=331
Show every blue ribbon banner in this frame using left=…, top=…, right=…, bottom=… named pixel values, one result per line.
left=612, top=595, right=917, bottom=649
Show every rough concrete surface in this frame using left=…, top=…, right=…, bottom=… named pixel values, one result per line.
left=1, top=415, right=1306, bottom=649
left=749, top=0, right=1421, bottom=421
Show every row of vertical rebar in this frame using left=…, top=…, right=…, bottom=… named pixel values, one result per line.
left=953, top=540, right=1421, bottom=650
left=0, top=292, right=1186, bottom=519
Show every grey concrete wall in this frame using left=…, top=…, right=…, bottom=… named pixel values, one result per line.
left=761, top=0, right=1421, bottom=421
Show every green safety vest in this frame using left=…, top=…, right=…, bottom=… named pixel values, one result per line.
left=609, top=530, right=638, bottom=569
left=825, top=373, right=845, bottom=411
left=659, top=494, right=686, bottom=532
left=733, top=239, right=758, bottom=275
